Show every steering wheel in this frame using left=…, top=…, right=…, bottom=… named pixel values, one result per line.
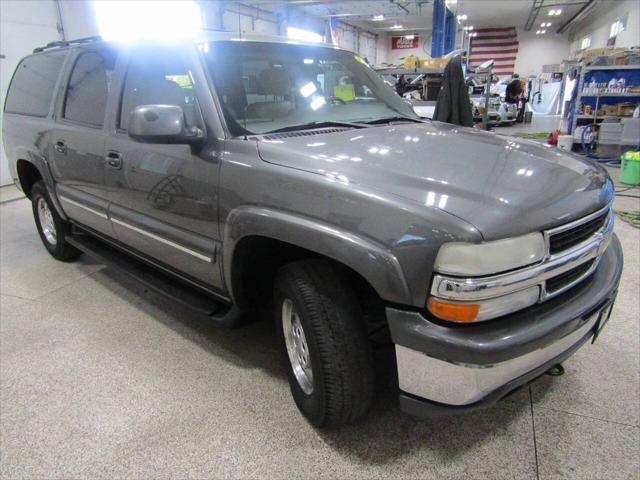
left=329, top=96, right=347, bottom=105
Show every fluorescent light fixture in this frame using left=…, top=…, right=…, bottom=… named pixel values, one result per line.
left=94, top=0, right=201, bottom=42
left=372, top=14, right=384, bottom=21
left=310, top=96, right=326, bottom=110
left=464, top=25, right=474, bottom=30
left=303, top=58, right=314, bottom=64
left=548, top=8, right=562, bottom=16
left=299, top=82, right=317, bottom=98
left=287, top=27, right=323, bottom=43
left=541, top=30, right=546, bottom=34
left=556, top=9, right=562, bottom=15
left=457, top=14, right=468, bottom=21
left=390, top=24, right=403, bottom=29
left=536, top=30, right=541, bottom=34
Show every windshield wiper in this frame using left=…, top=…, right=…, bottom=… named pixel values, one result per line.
left=363, top=116, right=425, bottom=125
left=265, top=120, right=369, bottom=134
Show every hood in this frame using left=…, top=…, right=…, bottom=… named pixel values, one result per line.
left=256, top=122, right=613, bottom=240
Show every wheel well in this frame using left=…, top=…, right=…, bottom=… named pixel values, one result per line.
left=16, top=160, right=42, bottom=199
left=231, top=236, right=388, bottom=341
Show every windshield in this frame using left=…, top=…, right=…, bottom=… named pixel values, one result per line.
left=202, top=41, right=418, bottom=135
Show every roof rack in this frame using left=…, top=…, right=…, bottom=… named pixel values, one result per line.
left=33, top=36, right=103, bottom=53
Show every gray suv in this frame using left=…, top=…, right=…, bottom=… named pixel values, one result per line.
left=3, top=33, right=622, bottom=427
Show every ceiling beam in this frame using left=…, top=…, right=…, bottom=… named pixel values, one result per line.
left=524, top=0, right=545, bottom=32
left=557, top=0, right=596, bottom=34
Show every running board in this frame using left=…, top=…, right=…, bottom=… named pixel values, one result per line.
left=67, top=232, right=242, bottom=326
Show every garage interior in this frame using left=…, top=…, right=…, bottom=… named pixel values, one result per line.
left=0, top=0, right=639, bottom=479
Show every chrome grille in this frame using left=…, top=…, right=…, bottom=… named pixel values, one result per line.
left=432, top=204, right=613, bottom=304
left=549, top=209, right=609, bottom=255
left=545, top=259, right=595, bottom=294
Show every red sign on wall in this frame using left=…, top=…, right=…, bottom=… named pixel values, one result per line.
left=391, top=34, right=419, bottom=50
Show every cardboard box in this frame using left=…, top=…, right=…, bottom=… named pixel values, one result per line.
left=617, top=103, right=637, bottom=117
left=403, top=55, right=419, bottom=69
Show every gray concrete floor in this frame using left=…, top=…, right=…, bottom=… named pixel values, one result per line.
left=0, top=183, right=638, bottom=480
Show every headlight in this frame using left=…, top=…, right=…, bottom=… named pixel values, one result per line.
left=429, top=233, right=546, bottom=323
left=434, top=232, right=545, bottom=276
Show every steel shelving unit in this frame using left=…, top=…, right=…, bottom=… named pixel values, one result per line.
left=570, top=64, right=640, bottom=139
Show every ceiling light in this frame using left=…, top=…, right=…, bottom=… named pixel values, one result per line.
left=404, top=34, right=415, bottom=40
left=536, top=30, right=541, bottom=34
left=457, top=14, right=467, bottom=21
left=372, top=14, right=384, bottom=21
left=94, top=0, right=202, bottom=42
left=556, top=9, right=562, bottom=15
left=541, top=30, right=546, bottom=34
left=390, top=24, right=403, bottom=29
left=464, top=25, right=474, bottom=30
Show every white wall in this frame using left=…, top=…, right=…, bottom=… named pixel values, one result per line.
left=58, top=0, right=98, bottom=38
left=377, top=31, right=432, bottom=66
left=0, top=0, right=63, bottom=186
left=514, top=28, right=571, bottom=77
left=568, top=0, right=640, bottom=55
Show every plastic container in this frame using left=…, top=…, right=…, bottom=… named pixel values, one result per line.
left=557, top=134, right=573, bottom=151
left=620, top=151, right=640, bottom=185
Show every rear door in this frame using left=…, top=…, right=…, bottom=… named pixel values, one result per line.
left=51, top=46, right=117, bottom=235
left=105, top=44, right=224, bottom=290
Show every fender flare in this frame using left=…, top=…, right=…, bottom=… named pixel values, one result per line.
left=223, top=206, right=412, bottom=305
left=14, top=148, right=67, bottom=221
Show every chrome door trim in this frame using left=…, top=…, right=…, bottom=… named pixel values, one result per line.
left=110, top=217, right=212, bottom=263
left=59, top=195, right=108, bottom=219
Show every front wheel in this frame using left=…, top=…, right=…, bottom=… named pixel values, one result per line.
left=274, top=260, right=374, bottom=427
left=31, top=181, right=81, bottom=262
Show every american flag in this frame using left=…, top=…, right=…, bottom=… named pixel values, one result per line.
left=468, top=27, right=519, bottom=76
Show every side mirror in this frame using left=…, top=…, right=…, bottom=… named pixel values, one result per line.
left=127, top=105, right=204, bottom=144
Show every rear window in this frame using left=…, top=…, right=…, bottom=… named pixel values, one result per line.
left=4, top=51, right=67, bottom=117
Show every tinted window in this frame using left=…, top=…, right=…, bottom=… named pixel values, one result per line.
left=204, top=41, right=417, bottom=135
left=4, top=51, right=67, bottom=117
left=64, top=50, right=116, bottom=127
left=120, top=48, right=197, bottom=130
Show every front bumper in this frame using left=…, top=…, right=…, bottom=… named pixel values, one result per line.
left=388, top=234, right=623, bottom=417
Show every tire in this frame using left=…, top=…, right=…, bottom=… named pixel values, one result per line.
left=274, top=259, right=374, bottom=427
left=31, top=181, right=81, bottom=262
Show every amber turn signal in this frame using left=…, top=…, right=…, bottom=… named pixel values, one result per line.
left=427, top=298, right=480, bottom=323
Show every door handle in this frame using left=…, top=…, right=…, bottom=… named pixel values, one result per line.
left=55, top=140, right=67, bottom=155
left=105, top=151, right=123, bottom=169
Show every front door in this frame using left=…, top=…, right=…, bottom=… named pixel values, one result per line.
left=105, top=45, right=224, bottom=291
left=51, top=47, right=117, bottom=235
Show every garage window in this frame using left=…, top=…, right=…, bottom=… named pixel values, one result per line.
left=4, top=51, right=67, bottom=117
left=64, top=50, right=116, bottom=127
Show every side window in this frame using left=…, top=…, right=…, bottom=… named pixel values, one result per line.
left=64, top=50, right=116, bottom=127
left=119, top=49, right=198, bottom=130
left=4, top=51, right=67, bottom=117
